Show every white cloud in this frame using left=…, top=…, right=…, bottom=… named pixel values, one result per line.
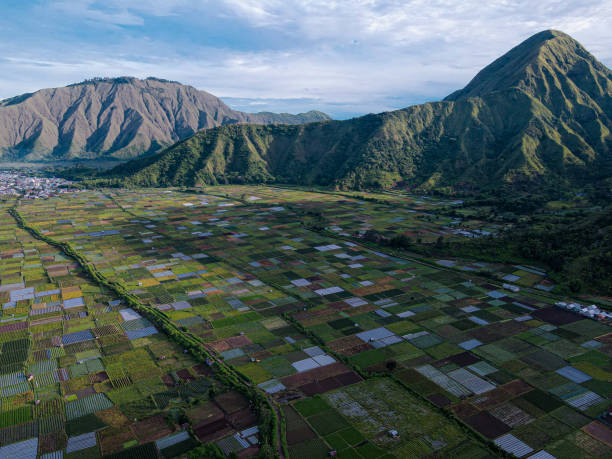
left=0, top=0, right=610, bottom=117
left=51, top=0, right=145, bottom=26
left=213, top=0, right=612, bottom=47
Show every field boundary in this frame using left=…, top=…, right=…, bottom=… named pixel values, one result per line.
left=104, top=191, right=508, bottom=458
left=8, top=205, right=281, bottom=459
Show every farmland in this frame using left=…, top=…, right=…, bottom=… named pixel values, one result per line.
left=0, top=198, right=261, bottom=458
left=0, top=185, right=610, bottom=458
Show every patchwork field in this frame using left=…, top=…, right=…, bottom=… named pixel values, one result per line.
left=0, top=201, right=259, bottom=458
left=0, top=186, right=610, bottom=458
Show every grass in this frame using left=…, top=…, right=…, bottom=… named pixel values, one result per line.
left=337, top=427, right=366, bottom=446
left=324, top=431, right=350, bottom=451
left=235, top=362, right=272, bottom=384
left=308, top=410, right=349, bottom=436
left=521, top=389, right=564, bottom=413
left=325, top=378, right=466, bottom=454
left=348, top=349, right=387, bottom=369
left=288, top=437, right=330, bottom=459
left=66, top=414, right=107, bottom=436
left=356, top=441, right=387, bottom=458
left=293, top=397, right=330, bottom=418
left=0, top=406, right=32, bottom=428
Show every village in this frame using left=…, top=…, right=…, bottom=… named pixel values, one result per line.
left=0, top=170, right=77, bottom=199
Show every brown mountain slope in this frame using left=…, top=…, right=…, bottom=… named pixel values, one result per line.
left=0, top=77, right=330, bottom=161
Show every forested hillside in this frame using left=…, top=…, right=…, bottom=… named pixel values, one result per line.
left=108, top=31, right=611, bottom=193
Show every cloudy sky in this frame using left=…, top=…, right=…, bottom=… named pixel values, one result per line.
left=0, top=1, right=610, bottom=118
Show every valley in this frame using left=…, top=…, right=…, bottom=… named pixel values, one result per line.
left=0, top=20, right=610, bottom=459
left=0, top=183, right=610, bottom=458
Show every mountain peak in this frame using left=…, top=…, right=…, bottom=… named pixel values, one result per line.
left=445, top=30, right=610, bottom=101
left=68, top=76, right=184, bottom=87
left=110, top=30, right=611, bottom=194
left=0, top=77, right=331, bottom=161
left=68, top=76, right=138, bottom=86
left=527, top=29, right=569, bottom=41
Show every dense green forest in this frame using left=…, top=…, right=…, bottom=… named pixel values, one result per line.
left=452, top=206, right=612, bottom=295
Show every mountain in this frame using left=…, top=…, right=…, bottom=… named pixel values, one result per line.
left=0, top=77, right=330, bottom=161
left=109, top=30, right=611, bottom=192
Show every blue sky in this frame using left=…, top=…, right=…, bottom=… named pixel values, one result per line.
left=0, top=1, right=610, bottom=119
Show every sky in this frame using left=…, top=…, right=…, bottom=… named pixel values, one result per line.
left=0, top=1, right=610, bottom=119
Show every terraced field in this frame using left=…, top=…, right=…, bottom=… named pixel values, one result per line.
left=0, top=186, right=610, bottom=458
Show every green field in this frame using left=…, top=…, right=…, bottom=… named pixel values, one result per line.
left=0, top=185, right=610, bottom=458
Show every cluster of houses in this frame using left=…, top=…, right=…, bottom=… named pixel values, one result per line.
left=0, top=171, right=76, bottom=198
left=555, top=301, right=612, bottom=323
left=448, top=227, right=493, bottom=238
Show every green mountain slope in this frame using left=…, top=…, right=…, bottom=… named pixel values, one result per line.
left=109, top=31, right=612, bottom=191
left=0, top=77, right=330, bottom=161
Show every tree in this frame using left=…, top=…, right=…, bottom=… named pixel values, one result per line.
left=569, top=279, right=582, bottom=293
left=389, top=234, right=411, bottom=249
